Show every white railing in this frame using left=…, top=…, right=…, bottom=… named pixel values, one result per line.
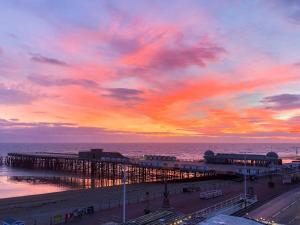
left=186, top=194, right=257, bottom=221
left=199, top=190, right=223, bottom=199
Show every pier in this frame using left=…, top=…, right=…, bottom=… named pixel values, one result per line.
left=1, top=150, right=293, bottom=225
left=5, top=150, right=216, bottom=184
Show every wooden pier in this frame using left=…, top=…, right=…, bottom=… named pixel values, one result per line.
left=5, top=152, right=217, bottom=184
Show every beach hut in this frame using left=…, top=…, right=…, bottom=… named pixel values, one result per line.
left=2, top=218, right=25, bottom=225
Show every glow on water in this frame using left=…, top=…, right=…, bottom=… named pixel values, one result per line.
left=0, top=175, right=69, bottom=199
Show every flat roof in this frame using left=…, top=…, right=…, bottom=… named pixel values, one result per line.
left=212, top=153, right=278, bottom=161
left=199, top=214, right=263, bottom=225
left=126, top=210, right=184, bottom=225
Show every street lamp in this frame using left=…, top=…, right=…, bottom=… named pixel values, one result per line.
left=294, top=146, right=300, bottom=158
left=244, top=153, right=247, bottom=203
left=122, top=165, right=127, bottom=223
left=240, top=150, right=251, bottom=207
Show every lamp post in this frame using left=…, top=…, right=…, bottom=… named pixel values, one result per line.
left=240, top=150, right=251, bottom=208
left=244, top=153, right=247, bottom=203
left=122, top=165, right=127, bottom=223
left=294, top=147, right=300, bottom=158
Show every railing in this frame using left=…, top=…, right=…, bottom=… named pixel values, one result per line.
left=185, top=193, right=257, bottom=223
left=199, top=189, right=223, bottom=199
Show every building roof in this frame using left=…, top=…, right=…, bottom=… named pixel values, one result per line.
left=78, top=149, right=128, bottom=159
left=212, top=153, right=278, bottom=161
left=101, top=152, right=126, bottom=158
left=2, top=218, right=25, bottom=225
left=126, top=210, right=184, bottom=225
left=199, top=214, right=263, bottom=225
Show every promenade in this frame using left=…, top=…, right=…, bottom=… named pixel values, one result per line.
left=68, top=176, right=296, bottom=225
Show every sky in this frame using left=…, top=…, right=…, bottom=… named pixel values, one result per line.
left=0, top=0, right=300, bottom=143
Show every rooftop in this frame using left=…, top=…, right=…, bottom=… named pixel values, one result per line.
left=199, top=214, right=264, bottom=225
left=126, top=210, right=184, bottom=225
left=213, top=153, right=277, bottom=161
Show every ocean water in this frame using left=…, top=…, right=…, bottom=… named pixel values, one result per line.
left=0, top=142, right=299, bottom=159
left=0, top=143, right=299, bottom=198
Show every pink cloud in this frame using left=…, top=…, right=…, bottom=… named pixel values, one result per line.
left=27, top=74, right=99, bottom=89
left=30, top=53, right=69, bottom=67
left=261, top=93, right=300, bottom=110
left=122, top=40, right=225, bottom=70
left=0, top=83, right=37, bottom=105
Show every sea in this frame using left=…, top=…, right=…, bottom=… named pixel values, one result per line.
left=0, top=142, right=299, bottom=199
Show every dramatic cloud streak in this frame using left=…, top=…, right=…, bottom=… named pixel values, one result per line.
left=0, top=84, right=37, bottom=105
left=150, top=45, right=225, bottom=70
left=103, top=88, right=144, bottom=102
left=271, top=0, right=300, bottom=23
left=122, top=41, right=225, bottom=70
left=261, top=94, right=300, bottom=110
left=30, top=54, right=69, bottom=67
left=27, top=74, right=99, bottom=89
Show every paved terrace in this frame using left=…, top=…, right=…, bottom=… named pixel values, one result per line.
left=70, top=175, right=297, bottom=225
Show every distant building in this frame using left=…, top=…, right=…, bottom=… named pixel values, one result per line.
left=139, top=155, right=209, bottom=172
left=140, top=155, right=177, bottom=168
left=204, top=150, right=282, bottom=167
left=143, top=155, right=177, bottom=161
left=78, top=149, right=128, bottom=162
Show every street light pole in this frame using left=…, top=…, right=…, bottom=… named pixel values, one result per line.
left=295, top=147, right=300, bottom=158
left=123, top=165, right=127, bottom=223
left=240, top=150, right=251, bottom=208
left=244, top=153, right=247, bottom=203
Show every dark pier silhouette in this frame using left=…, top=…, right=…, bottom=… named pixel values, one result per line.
left=5, top=150, right=217, bottom=184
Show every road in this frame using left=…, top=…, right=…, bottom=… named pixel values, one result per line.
left=248, top=186, right=300, bottom=225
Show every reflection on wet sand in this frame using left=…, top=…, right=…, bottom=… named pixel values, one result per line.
left=0, top=176, right=69, bottom=199
left=8, top=175, right=124, bottom=189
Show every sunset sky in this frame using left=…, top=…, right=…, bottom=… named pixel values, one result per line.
left=0, top=0, right=300, bottom=142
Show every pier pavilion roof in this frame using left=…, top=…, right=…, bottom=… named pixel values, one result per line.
left=212, top=153, right=278, bottom=161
